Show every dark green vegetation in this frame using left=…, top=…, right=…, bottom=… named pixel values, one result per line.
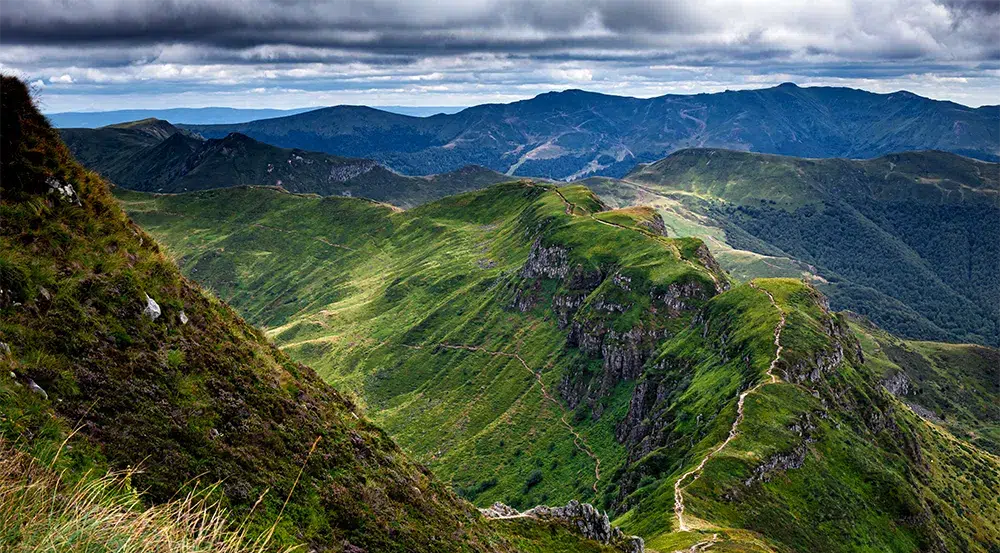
left=0, top=76, right=629, bottom=553
left=852, top=317, right=1000, bottom=455
left=593, top=148, right=1000, bottom=347
left=122, top=172, right=1000, bottom=549
left=186, top=83, right=999, bottom=180
left=60, top=119, right=510, bottom=207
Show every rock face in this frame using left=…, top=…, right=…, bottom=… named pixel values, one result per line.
left=881, top=370, right=910, bottom=397
left=480, top=500, right=644, bottom=553
left=520, top=238, right=570, bottom=280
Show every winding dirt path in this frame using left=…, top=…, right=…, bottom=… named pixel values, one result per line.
left=439, top=343, right=602, bottom=493
left=671, top=280, right=786, bottom=533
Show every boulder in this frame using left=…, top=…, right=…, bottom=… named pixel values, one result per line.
left=27, top=379, right=48, bottom=400
left=143, top=293, right=161, bottom=320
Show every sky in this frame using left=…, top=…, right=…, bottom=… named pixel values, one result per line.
left=2, top=0, right=998, bottom=112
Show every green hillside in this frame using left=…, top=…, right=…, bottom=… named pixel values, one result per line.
left=596, top=148, right=1000, bottom=347
left=0, top=76, right=631, bottom=553
left=60, top=121, right=511, bottom=208
left=121, top=177, right=1000, bottom=551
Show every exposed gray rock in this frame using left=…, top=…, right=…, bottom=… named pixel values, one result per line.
left=143, top=293, right=161, bottom=320
left=481, top=500, right=643, bottom=552
left=637, top=213, right=668, bottom=236
left=38, top=286, right=51, bottom=301
left=46, top=177, right=81, bottom=206
left=28, top=379, right=48, bottom=400
left=179, top=310, right=189, bottom=325
left=0, top=342, right=10, bottom=358
left=479, top=502, right=520, bottom=518
left=881, top=370, right=910, bottom=397
left=520, top=238, right=569, bottom=279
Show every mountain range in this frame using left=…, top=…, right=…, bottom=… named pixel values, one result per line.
left=45, top=105, right=466, bottom=128
left=183, top=84, right=999, bottom=180
left=7, top=74, right=1000, bottom=552
left=59, top=119, right=510, bottom=207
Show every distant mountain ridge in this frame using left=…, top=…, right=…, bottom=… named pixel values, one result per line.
left=59, top=119, right=511, bottom=208
left=46, top=105, right=465, bottom=127
left=183, top=84, right=999, bottom=180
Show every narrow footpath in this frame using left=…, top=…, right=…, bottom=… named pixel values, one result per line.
left=672, top=280, right=786, bottom=533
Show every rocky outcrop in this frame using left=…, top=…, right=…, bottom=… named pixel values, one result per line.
left=46, top=177, right=81, bottom=206
left=480, top=500, right=644, bottom=553
left=742, top=415, right=817, bottom=488
left=637, top=213, right=668, bottom=236
left=520, top=238, right=569, bottom=279
left=881, top=370, right=911, bottom=397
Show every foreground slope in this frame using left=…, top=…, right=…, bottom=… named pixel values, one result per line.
left=60, top=120, right=510, bottom=207
left=123, top=179, right=999, bottom=551
left=186, top=84, right=999, bottom=180
left=593, top=148, right=1000, bottom=347
left=0, top=77, right=632, bottom=553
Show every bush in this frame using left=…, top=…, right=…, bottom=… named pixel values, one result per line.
left=524, top=469, right=543, bottom=490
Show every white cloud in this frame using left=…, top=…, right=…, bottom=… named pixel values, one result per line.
left=49, top=74, right=73, bottom=84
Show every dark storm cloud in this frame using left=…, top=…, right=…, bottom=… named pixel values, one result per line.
left=937, top=0, right=1000, bottom=15
left=2, top=0, right=997, bottom=110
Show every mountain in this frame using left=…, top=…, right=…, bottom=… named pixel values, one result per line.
left=46, top=107, right=323, bottom=128
left=60, top=120, right=511, bottom=207
left=183, top=84, right=999, bottom=180
left=46, top=106, right=464, bottom=128
left=0, top=76, right=635, bottom=553
left=590, top=148, right=999, bottom=347
left=119, top=179, right=1000, bottom=551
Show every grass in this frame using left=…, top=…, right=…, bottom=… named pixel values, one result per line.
left=116, top=167, right=1000, bottom=552
left=0, top=442, right=299, bottom=553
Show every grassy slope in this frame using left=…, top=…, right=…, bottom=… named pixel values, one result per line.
left=119, top=182, right=724, bottom=513
left=615, top=148, right=1000, bottom=347
left=0, top=76, right=621, bottom=553
left=120, top=181, right=1000, bottom=552
left=614, top=279, right=1000, bottom=552
left=851, top=318, right=1000, bottom=455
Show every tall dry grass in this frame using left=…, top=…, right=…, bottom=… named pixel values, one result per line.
left=0, top=442, right=302, bottom=553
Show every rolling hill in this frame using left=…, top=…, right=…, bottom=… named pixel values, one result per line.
left=0, top=76, right=637, bottom=553
left=588, top=148, right=1000, bottom=347
left=184, top=84, right=999, bottom=180
left=59, top=119, right=511, bottom=207
left=119, top=178, right=1000, bottom=551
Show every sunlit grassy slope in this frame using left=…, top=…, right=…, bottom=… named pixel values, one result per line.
left=121, top=179, right=999, bottom=552
left=0, top=76, right=625, bottom=553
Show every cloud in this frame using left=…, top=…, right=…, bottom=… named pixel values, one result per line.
left=49, top=74, right=74, bottom=84
left=1, top=0, right=997, bottom=109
